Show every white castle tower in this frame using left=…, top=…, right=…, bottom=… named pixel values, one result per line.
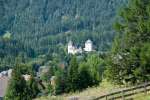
left=84, top=39, right=93, bottom=52
left=68, top=41, right=76, bottom=54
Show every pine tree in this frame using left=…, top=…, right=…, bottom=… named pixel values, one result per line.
left=5, top=64, right=28, bottom=100
left=5, top=64, right=39, bottom=100
left=27, top=76, right=40, bottom=99
left=106, top=0, right=150, bottom=85
left=78, top=63, right=93, bottom=90
left=67, top=56, right=79, bottom=92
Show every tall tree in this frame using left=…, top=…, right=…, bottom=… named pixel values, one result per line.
left=5, top=64, right=29, bottom=100
left=106, top=0, right=150, bottom=85
left=78, top=62, right=93, bottom=90
left=5, top=63, right=39, bottom=100
left=27, top=76, right=40, bottom=98
left=67, top=56, right=79, bottom=92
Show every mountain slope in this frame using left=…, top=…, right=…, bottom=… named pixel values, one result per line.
left=0, top=0, right=127, bottom=55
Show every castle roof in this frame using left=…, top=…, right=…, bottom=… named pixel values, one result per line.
left=68, top=41, right=73, bottom=45
left=86, top=39, right=92, bottom=43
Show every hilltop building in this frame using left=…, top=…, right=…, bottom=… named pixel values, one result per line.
left=68, top=41, right=82, bottom=55
left=84, top=39, right=93, bottom=52
left=67, top=39, right=93, bottom=54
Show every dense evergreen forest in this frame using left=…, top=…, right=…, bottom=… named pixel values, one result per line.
left=0, top=0, right=127, bottom=69
left=2, top=0, right=150, bottom=99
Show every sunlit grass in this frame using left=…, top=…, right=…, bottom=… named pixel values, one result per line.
left=134, top=94, right=150, bottom=100
left=35, top=80, right=150, bottom=100
left=35, top=79, right=120, bottom=100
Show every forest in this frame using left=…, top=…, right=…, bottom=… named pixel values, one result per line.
left=1, top=0, right=150, bottom=100
left=0, top=0, right=127, bottom=70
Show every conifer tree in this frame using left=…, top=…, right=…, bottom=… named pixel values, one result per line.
left=67, top=56, right=79, bottom=92
left=5, top=64, right=39, bottom=100
left=106, top=0, right=150, bottom=85
left=27, top=76, right=40, bottom=99
left=5, top=64, right=28, bottom=100
left=78, top=63, right=93, bottom=90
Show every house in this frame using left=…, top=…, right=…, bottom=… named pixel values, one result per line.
left=0, top=69, right=12, bottom=78
left=0, top=76, right=9, bottom=99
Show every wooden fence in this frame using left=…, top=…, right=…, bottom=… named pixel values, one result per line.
left=94, top=82, right=150, bottom=100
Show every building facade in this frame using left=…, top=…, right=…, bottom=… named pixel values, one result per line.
left=84, top=39, right=93, bottom=52
left=67, top=39, right=93, bottom=54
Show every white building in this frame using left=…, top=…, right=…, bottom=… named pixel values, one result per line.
left=68, top=41, right=76, bottom=54
left=67, top=39, right=93, bottom=54
left=84, top=39, right=93, bottom=52
left=77, top=47, right=83, bottom=53
left=68, top=41, right=82, bottom=55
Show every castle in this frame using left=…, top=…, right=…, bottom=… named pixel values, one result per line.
left=68, top=39, right=93, bottom=54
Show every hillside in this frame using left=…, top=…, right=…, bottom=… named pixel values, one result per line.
left=0, top=0, right=128, bottom=71
left=1, top=0, right=150, bottom=100
left=35, top=80, right=119, bottom=100
left=0, top=0, right=127, bottom=55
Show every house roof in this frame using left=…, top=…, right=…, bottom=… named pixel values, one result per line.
left=0, top=76, right=9, bottom=97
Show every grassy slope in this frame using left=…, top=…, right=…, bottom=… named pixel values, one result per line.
left=134, top=94, right=150, bottom=100
left=35, top=80, right=150, bottom=100
left=34, top=79, right=121, bottom=100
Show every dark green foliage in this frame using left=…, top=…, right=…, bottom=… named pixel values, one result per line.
left=54, top=69, right=66, bottom=95
left=40, top=53, right=106, bottom=95
left=0, top=35, right=35, bottom=71
left=59, top=54, right=105, bottom=92
left=5, top=64, right=30, bottom=100
left=0, top=0, right=135, bottom=97
left=105, top=0, right=150, bottom=85
left=67, top=56, right=79, bottom=92
left=0, top=0, right=128, bottom=69
left=86, top=54, right=104, bottom=84
left=4, top=63, right=40, bottom=100
left=45, top=66, right=68, bottom=95
left=80, top=54, right=105, bottom=85
left=78, top=63, right=93, bottom=90
left=27, top=77, right=40, bottom=98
